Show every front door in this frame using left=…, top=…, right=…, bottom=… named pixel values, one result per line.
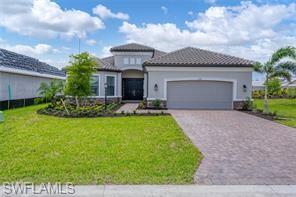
left=122, top=78, right=144, bottom=100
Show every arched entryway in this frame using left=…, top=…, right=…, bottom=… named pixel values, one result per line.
left=122, top=70, right=144, bottom=100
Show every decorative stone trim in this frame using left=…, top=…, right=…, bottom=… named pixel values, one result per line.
left=233, top=101, right=245, bottom=110
left=146, top=99, right=167, bottom=109
left=68, top=97, right=121, bottom=105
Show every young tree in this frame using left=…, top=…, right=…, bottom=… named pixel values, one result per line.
left=64, top=52, right=97, bottom=109
left=266, top=78, right=281, bottom=96
left=38, top=79, right=64, bottom=106
left=254, top=46, right=296, bottom=113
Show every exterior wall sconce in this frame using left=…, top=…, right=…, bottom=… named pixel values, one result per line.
left=243, top=84, right=247, bottom=92
left=154, top=84, right=158, bottom=91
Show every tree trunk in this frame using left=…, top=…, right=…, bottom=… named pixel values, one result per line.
left=263, top=78, right=269, bottom=114
left=61, top=98, right=70, bottom=115
left=75, top=96, right=80, bottom=110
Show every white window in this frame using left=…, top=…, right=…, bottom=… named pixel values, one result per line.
left=106, top=76, right=116, bottom=96
left=130, top=58, right=135, bottom=64
left=124, top=58, right=129, bottom=64
left=136, top=58, right=141, bottom=64
left=90, top=75, right=100, bottom=96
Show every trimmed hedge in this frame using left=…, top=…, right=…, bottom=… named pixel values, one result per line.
left=37, top=103, right=122, bottom=118
left=252, top=88, right=296, bottom=99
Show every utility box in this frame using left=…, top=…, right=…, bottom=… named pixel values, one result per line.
left=0, top=111, right=4, bottom=122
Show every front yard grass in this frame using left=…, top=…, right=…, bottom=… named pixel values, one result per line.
left=0, top=105, right=201, bottom=184
left=254, top=99, right=296, bottom=128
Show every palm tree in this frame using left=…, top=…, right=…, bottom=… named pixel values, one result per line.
left=38, top=79, right=64, bottom=106
left=254, top=46, right=296, bottom=113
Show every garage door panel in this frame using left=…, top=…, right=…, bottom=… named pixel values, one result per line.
left=167, top=81, right=233, bottom=109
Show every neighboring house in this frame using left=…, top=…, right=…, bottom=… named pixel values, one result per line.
left=252, top=80, right=265, bottom=91
left=282, top=79, right=296, bottom=88
left=0, top=48, right=66, bottom=110
left=93, top=43, right=253, bottom=110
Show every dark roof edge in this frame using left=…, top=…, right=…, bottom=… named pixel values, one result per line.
left=110, top=48, right=154, bottom=52
left=143, top=63, right=254, bottom=67
left=97, top=68, right=122, bottom=72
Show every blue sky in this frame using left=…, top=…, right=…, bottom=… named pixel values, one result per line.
left=0, top=0, right=295, bottom=81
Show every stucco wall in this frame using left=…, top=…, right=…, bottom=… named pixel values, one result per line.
left=146, top=67, right=252, bottom=101
left=113, top=51, right=153, bottom=70
left=93, top=71, right=122, bottom=97
left=122, top=70, right=144, bottom=78
left=0, top=72, right=54, bottom=101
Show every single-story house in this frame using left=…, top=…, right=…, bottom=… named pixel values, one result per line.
left=252, top=80, right=265, bottom=91
left=93, top=43, right=254, bottom=110
left=0, top=48, right=66, bottom=110
left=282, top=79, right=296, bottom=88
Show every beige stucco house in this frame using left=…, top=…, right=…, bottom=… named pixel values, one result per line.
left=92, top=43, right=254, bottom=109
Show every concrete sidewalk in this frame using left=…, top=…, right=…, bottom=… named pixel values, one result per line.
left=1, top=185, right=296, bottom=197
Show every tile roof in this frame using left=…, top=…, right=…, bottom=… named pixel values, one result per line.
left=153, top=49, right=167, bottom=58
left=97, top=44, right=166, bottom=72
left=144, top=47, right=254, bottom=67
left=95, top=56, right=121, bottom=71
left=110, top=43, right=155, bottom=52
left=0, top=48, right=65, bottom=77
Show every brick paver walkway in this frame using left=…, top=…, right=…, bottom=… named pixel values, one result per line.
left=116, top=103, right=138, bottom=113
left=170, top=110, right=296, bottom=185
left=117, top=103, right=167, bottom=114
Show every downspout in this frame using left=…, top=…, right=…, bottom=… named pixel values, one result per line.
left=143, top=65, right=149, bottom=100
left=146, top=71, right=149, bottom=100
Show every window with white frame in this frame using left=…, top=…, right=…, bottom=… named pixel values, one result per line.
left=130, top=58, right=135, bottom=64
left=90, top=75, right=99, bottom=96
left=106, top=76, right=115, bottom=96
left=124, top=58, right=129, bottom=64
left=136, top=58, right=141, bottom=64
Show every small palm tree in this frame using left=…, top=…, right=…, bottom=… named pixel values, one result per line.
left=254, top=46, right=296, bottom=113
left=38, top=79, right=64, bottom=106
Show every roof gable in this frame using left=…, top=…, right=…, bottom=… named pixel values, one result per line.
left=144, top=47, right=254, bottom=67
left=110, top=43, right=155, bottom=52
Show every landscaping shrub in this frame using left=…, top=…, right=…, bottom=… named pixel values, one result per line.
left=252, top=90, right=264, bottom=99
left=252, top=88, right=296, bottom=99
left=242, top=97, right=253, bottom=111
left=287, top=88, right=296, bottom=98
left=152, top=99, right=161, bottom=108
left=138, top=100, right=146, bottom=109
left=38, top=102, right=122, bottom=117
left=34, top=97, right=46, bottom=104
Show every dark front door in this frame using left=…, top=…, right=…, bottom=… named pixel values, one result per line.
left=122, top=78, right=144, bottom=100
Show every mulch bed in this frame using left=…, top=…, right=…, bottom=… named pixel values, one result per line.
left=241, top=110, right=277, bottom=121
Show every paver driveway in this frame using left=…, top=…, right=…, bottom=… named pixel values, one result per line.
left=170, top=110, right=296, bottom=185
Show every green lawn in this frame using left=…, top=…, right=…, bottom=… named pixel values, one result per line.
left=0, top=105, right=201, bottom=184
left=254, top=99, right=296, bottom=128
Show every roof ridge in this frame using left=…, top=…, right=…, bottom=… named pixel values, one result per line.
left=110, top=43, right=155, bottom=52
left=191, top=47, right=255, bottom=63
left=145, top=47, right=189, bottom=63
left=143, top=46, right=254, bottom=67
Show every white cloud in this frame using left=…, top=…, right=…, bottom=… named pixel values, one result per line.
left=0, top=43, right=58, bottom=56
left=119, top=2, right=296, bottom=62
left=161, top=6, right=168, bottom=15
left=99, top=45, right=113, bottom=57
left=205, top=0, right=217, bottom=4
left=0, top=0, right=104, bottom=39
left=86, top=39, right=97, bottom=46
left=41, top=58, right=68, bottom=69
left=188, top=11, right=194, bottom=16
left=0, top=42, right=69, bottom=68
left=93, top=4, right=129, bottom=20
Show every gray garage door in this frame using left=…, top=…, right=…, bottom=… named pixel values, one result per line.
left=167, top=81, right=233, bottom=109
